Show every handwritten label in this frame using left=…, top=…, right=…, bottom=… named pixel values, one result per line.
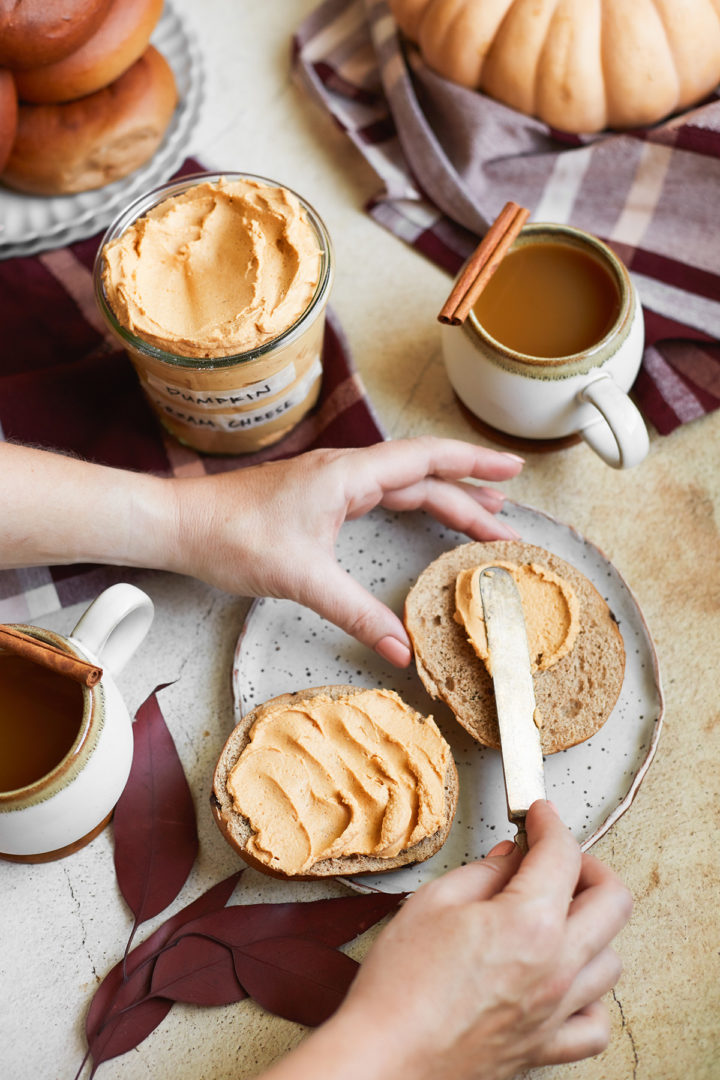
left=148, top=357, right=322, bottom=433
left=143, top=362, right=296, bottom=408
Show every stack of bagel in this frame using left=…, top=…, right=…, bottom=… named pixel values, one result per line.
left=0, top=0, right=178, bottom=195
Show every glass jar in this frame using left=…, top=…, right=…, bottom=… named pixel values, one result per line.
left=94, top=171, right=334, bottom=455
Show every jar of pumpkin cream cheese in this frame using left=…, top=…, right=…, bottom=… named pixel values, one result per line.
left=94, top=172, right=333, bottom=454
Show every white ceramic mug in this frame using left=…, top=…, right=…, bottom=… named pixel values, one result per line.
left=442, top=223, right=650, bottom=469
left=0, top=583, right=154, bottom=861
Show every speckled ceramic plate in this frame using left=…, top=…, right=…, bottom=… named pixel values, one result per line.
left=232, top=501, right=664, bottom=893
left=0, top=1, right=203, bottom=259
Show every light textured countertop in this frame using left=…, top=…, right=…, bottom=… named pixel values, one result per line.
left=2, top=3, right=719, bottom=1079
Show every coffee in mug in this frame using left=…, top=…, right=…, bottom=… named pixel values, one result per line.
left=0, top=654, right=85, bottom=792
left=442, top=223, right=650, bottom=469
left=472, top=240, right=621, bottom=359
left=0, top=584, right=154, bottom=862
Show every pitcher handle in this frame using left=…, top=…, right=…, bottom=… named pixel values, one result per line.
left=69, top=583, right=154, bottom=676
left=577, top=374, right=649, bottom=470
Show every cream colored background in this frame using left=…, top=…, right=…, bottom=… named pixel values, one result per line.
left=1, top=2, right=718, bottom=1078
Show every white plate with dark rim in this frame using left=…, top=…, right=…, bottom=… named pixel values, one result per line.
left=0, top=1, right=204, bottom=260
left=232, top=501, right=664, bottom=894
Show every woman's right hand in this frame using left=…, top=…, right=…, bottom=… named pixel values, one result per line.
left=263, top=800, right=632, bottom=1080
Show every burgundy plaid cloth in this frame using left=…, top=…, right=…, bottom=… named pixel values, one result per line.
left=293, top=0, right=720, bottom=436
left=0, top=161, right=385, bottom=621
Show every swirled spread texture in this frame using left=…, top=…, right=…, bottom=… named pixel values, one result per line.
left=454, top=560, right=580, bottom=675
left=225, top=689, right=451, bottom=875
left=101, top=177, right=322, bottom=358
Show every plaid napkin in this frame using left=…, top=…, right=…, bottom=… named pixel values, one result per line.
left=293, top=0, right=720, bottom=436
left=0, top=161, right=385, bottom=621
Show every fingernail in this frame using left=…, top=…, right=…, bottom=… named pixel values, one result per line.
left=501, top=452, right=525, bottom=464
left=375, top=635, right=412, bottom=667
left=496, top=519, right=522, bottom=540
left=487, top=839, right=516, bottom=857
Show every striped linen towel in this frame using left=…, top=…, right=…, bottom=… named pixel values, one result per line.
left=0, top=161, right=384, bottom=621
left=293, top=0, right=720, bottom=436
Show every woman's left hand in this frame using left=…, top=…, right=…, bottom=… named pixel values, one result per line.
left=169, top=436, right=523, bottom=664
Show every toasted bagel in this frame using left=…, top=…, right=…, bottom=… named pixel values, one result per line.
left=404, top=541, right=626, bottom=755
left=212, top=685, right=459, bottom=880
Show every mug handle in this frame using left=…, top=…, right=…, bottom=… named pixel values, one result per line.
left=577, top=374, right=650, bottom=469
left=69, top=583, right=154, bottom=676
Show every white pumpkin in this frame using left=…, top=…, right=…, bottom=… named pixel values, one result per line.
left=389, top=0, right=720, bottom=132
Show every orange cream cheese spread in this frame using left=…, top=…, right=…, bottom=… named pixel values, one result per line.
left=225, top=689, right=451, bottom=876
left=101, top=177, right=322, bottom=359
left=454, top=561, right=580, bottom=676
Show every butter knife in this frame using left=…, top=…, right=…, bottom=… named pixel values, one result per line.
left=478, top=566, right=546, bottom=852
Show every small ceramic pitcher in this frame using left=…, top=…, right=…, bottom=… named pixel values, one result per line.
left=442, top=223, right=650, bottom=469
left=0, top=583, right=154, bottom=861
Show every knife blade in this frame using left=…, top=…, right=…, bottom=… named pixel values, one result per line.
left=478, top=566, right=546, bottom=852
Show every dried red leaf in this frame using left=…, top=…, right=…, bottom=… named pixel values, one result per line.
left=85, top=872, right=243, bottom=1045
left=87, top=997, right=173, bottom=1078
left=174, top=891, right=406, bottom=952
left=113, top=684, right=198, bottom=934
left=233, top=936, right=360, bottom=1027
left=77, top=684, right=407, bottom=1072
left=150, top=934, right=246, bottom=1006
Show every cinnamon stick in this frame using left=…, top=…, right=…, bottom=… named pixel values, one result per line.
left=438, top=201, right=530, bottom=326
left=0, top=625, right=102, bottom=687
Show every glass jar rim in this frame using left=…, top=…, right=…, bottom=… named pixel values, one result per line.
left=465, top=222, right=633, bottom=369
left=93, top=170, right=334, bottom=369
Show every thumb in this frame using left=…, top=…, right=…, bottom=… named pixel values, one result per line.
left=297, top=558, right=412, bottom=666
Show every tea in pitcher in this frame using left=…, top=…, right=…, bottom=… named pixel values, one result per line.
left=472, top=240, right=621, bottom=359
left=0, top=653, right=84, bottom=791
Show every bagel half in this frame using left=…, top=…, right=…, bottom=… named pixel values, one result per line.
left=211, top=685, right=459, bottom=880
left=14, top=0, right=165, bottom=104
left=1, top=45, right=177, bottom=195
left=404, top=541, right=626, bottom=755
left=0, top=69, right=17, bottom=172
left=0, top=0, right=113, bottom=70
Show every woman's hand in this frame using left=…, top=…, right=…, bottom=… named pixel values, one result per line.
left=262, top=801, right=633, bottom=1080
left=169, top=437, right=523, bottom=664
left=0, top=436, right=522, bottom=665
